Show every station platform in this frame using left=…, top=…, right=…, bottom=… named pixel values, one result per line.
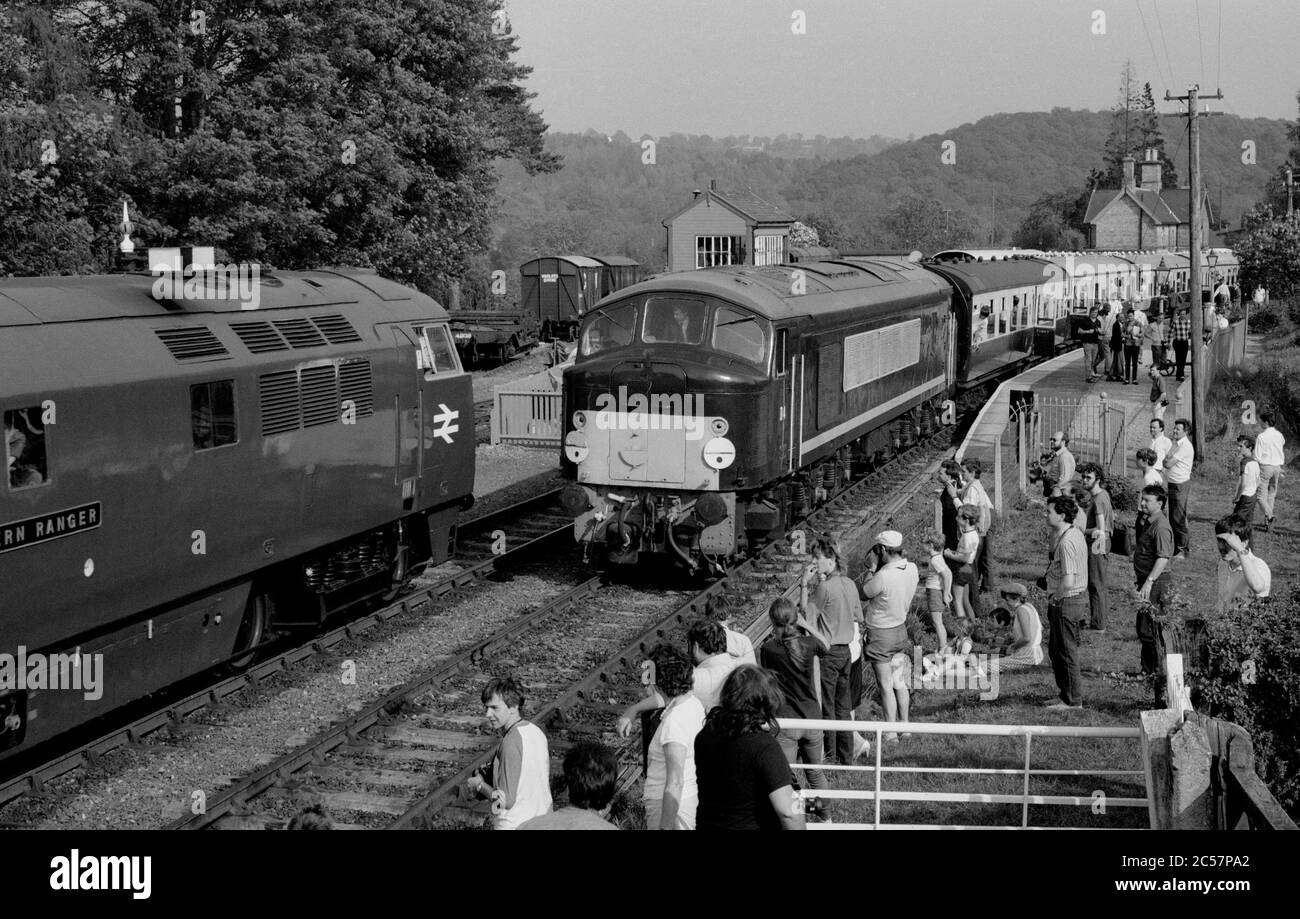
left=957, top=346, right=1193, bottom=476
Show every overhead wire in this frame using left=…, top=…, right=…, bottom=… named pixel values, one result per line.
left=1195, top=0, right=1205, bottom=85
left=1216, top=0, right=1222, bottom=90
left=1133, top=0, right=1168, bottom=96
left=1150, top=0, right=1178, bottom=89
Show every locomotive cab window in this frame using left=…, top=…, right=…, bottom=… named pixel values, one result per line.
left=581, top=301, right=637, bottom=356
left=711, top=306, right=770, bottom=366
left=419, top=325, right=460, bottom=374
left=643, top=297, right=705, bottom=345
left=5, top=407, right=48, bottom=489
left=190, top=380, right=237, bottom=450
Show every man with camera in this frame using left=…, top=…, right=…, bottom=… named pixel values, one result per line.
left=467, top=676, right=553, bottom=829
left=860, top=531, right=919, bottom=740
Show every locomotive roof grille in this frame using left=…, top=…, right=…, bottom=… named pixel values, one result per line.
left=274, top=317, right=327, bottom=349
left=229, top=314, right=362, bottom=354
left=154, top=326, right=230, bottom=361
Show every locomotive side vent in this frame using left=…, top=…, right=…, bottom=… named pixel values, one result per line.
left=259, top=370, right=301, bottom=435
left=273, top=317, right=327, bottom=349
left=300, top=365, right=340, bottom=428
left=230, top=320, right=289, bottom=353
left=338, top=360, right=374, bottom=416
left=154, top=326, right=229, bottom=361
left=311, top=313, right=363, bottom=344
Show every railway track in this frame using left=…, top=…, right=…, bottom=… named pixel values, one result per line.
left=0, top=488, right=572, bottom=818
left=161, top=431, right=954, bottom=830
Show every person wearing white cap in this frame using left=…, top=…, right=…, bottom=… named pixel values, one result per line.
left=860, top=531, right=919, bottom=741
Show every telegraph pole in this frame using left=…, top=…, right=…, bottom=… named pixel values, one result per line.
left=1287, top=167, right=1295, bottom=218
left=1166, top=84, right=1223, bottom=459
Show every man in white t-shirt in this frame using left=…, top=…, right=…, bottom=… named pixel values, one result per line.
left=1254, top=409, right=1287, bottom=530
left=468, top=677, right=554, bottom=830
left=1149, top=418, right=1173, bottom=469
left=1162, top=418, right=1195, bottom=558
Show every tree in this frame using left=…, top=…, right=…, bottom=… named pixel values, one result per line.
left=880, top=194, right=983, bottom=253
left=1234, top=205, right=1300, bottom=299
left=0, top=0, right=559, bottom=288
left=788, top=220, right=819, bottom=248
left=1011, top=189, right=1089, bottom=249
left=1091, top=63, right=1179, bottom=188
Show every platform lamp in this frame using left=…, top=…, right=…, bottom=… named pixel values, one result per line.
left=1155, top=257, right=1170, bottom=316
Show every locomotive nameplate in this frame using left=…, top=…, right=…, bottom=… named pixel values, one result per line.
left=0, top=502, right=101, bottom=555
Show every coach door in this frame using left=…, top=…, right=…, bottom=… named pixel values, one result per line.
left=390, top=327, right=423, bottom=511
left=775, top=328, right=795, bottom=473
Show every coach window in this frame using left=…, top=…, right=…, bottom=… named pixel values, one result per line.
left=190, top=381, right=237, bottom=450
left=711, top=306, right=769, bottom=366
left=999, top=297, right=1008, bottom=335
left=5, top=407, right=47, bottom=489
left=582, top=301, right=637, bottom=356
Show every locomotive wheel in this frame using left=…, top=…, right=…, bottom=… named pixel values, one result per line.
left=228, top=592, right=271, bottom=671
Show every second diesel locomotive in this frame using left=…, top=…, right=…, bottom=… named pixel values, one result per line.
left=1, top=265, right=474, bottom=766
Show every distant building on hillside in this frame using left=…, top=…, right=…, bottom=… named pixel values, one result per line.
left=662, top=181, right=794, bottom=272
left=1084, top=148, right=1216, bottom=249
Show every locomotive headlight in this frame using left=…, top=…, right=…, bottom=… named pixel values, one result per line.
left=702, top=436, right=736, bottom=470
left=564, top=430, right=589, bottom=464
left=572, top=410, right=588, bottom=430
left=709, top=417, right=729, bottom=437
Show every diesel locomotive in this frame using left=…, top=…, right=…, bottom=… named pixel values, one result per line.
left=0, top=264, right=474, bottom=766
left=555, top=247, right=1234, bottom=573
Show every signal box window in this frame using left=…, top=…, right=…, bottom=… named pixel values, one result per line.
left=420, top=325, right=460, bottom=374
left=190, top=380, right=237, bottom=450
left=712, top=306, right=769, bottom=365
left=582, top=302, right=637, bottom=356
left=5, top=407, right=47, bottom=489
left=643, top=297, right=705, bottom=345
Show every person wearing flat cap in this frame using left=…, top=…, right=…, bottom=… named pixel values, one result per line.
left=859, top=531, right=919, bottom=741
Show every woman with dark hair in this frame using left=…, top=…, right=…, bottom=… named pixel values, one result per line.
left=694, top=666, right=806, bottom=830
left=760, top=598, right=828, bottom=795
left=639, top=643, right=704, bottom=830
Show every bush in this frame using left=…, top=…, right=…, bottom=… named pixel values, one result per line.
left=1192, top=588, right=1300, bottom=817
left=1246, top=300, right=1291, bottom=335
left=1106, top=472, right=1140, bottom=513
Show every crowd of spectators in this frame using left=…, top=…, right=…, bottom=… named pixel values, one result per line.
left=468, top=381, right=1285, bottom=828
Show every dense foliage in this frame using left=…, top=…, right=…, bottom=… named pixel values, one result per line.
left=0, top=0, right=558, bottom=290
left=1234, top=209, right=1300, bottom=300
left=1194, top=588, right=1300, bottom=816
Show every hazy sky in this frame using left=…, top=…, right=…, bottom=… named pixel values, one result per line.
left=504, top=0, right=1300, bottom=139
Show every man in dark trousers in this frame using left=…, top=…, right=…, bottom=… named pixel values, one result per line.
left=1043, top=495, right=1088, bottom=710
left=1132, top=485, right=1174, bottom=707
left=1078, top=463, right=1113, bottom=632
left=1162, top=418, right=1195, bottom=559
left=1170, top=304, right=1192, bottom=382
